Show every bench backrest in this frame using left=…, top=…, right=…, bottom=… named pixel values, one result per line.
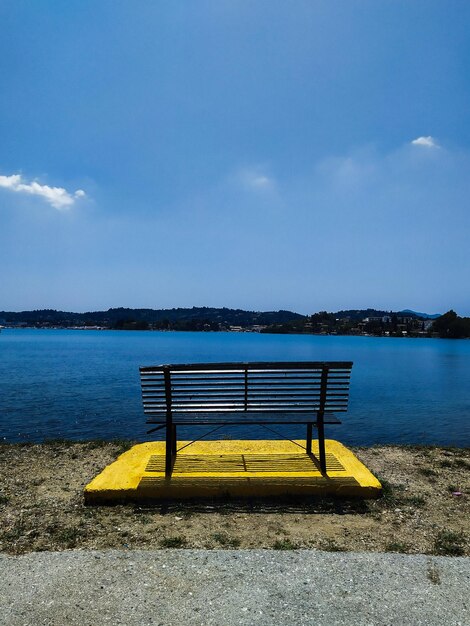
left=140, top=361, right=353, bottom=416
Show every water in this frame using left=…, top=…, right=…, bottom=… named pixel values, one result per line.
left=0, top=329, right=469, bottom=447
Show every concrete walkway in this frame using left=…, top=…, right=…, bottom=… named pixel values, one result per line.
left=0, top=550, right=468, bottom=625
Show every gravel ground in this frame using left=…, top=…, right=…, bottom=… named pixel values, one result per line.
left=1, top=442, right=468, bottom=555
left=0, top=549, right=468, bottom=626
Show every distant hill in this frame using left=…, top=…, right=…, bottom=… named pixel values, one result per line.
left=399, top=309, right=441, bottom=320
left=0, top=306, right=445, bottom=331
left=335, top=308, right=441, bottom=320
left=334, top=308, right=391, bottom=320
left=0, top=307, right=304, bottom=328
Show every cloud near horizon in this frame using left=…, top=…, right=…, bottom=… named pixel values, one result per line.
left=0, top=173, right=86, bottom=209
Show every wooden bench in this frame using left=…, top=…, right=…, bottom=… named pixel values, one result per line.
left=139, top=361, right=353, bottom=477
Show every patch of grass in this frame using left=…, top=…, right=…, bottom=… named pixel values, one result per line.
left=272, top=539, right=299, bottom=550
left=56, top=526, right=82, bottom=548
left=113, top=439, right=135, bottom=455
left=0, top=493, right=10, bottom=505
left=447, top=484, right=459, bottom=493
left=2, top=522, right=26, bottom=542
left=439, top=459, right=452, bottom=468
left=211, top=532, right=241, bottom=548
left=84, top=438, right=134, bottom=454
left=433, top=530, right=466, bottom=556
left=378, top=478, right=405, bottom=506
left=439, top=457, right=470, bottom=470
left=418, top=467, right=438, bottom=478
left=160, top=535, right=187, bottom=548
left=385, top=541, right=411, bottom=553
left=403, top=495, right=427, bottom=507
left=43, top=437, right=74, bottom=446
left=86, top=439, right=111, bottom=449
left=427, top=563, right=441, bottom=585
left=452, top=458, right=470, bottom=470
left=320, top=538, right=345, bottom=552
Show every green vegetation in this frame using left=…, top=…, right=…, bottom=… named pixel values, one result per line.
left=386, top=541, right=411, bottom=553
left=403, top=495, right=427, bottom=507
left=3, top=306, right=469, bottom=337
left=0, top=306, right=303, bottom=331
left=55, top=526, right=82, bottom=548
left=418, top=467, right=439, bottom=479
left=160, top=535, right=187, bottom=548
left=432, top=310, right=470, bottom=339
left=211, top=532, right=241, bottom=548
left=376, top=478, right=404, bottom=506
left=320, top=538, right=346, bottom=552
left=262, top=309, right=470, bottom=338
left=272, top=538, right=299, bottom=550
left=433, top=530, right=466, bottom=556
left=427, top=564, right=441, bottom=585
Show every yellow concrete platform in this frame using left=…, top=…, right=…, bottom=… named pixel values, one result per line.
left=84, top=440, right=382, bottom=502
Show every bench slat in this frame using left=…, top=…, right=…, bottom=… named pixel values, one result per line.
left=140, top=361, right=352, bottom=371
left=146, top=411, right=342, bottom=424
left=143, top=404, right=349, bottom=409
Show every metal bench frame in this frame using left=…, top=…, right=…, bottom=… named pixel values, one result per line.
left=140, top=361, right=353, bottom=477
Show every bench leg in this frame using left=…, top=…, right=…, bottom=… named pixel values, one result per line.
left=172, top=425, right=177, bottom=457
left=306, top=423, right=312, bottom=454
left=165, top=425, right=176, bottom=478
left=317, top=420, right=327, bottom=474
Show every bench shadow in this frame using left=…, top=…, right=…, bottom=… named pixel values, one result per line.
left=131, top=495, right=371, bottom=516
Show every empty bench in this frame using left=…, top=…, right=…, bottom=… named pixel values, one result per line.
left=139, top=361, right=353, bottom=477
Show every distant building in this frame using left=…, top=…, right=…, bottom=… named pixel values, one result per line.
left=364, top=315, right=392, bottom=323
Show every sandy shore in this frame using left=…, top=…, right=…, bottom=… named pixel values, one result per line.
left=0, top=441, right=468, bottom=556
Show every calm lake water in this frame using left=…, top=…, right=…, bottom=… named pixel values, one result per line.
left=0, top=329, right=469, bottom=447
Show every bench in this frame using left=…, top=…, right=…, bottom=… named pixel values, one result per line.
left=139, top=361, right=353, bottom=477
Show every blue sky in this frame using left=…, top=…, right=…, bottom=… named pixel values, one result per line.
left=1, top=1, right=469, bottom=315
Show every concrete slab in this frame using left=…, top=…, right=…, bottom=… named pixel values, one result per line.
left=84, top=440, right=381, bottom=502
left=1, top=550, right=468, bottom=626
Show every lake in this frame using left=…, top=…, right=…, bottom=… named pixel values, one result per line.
left=0, top=329, right=469, bottom=447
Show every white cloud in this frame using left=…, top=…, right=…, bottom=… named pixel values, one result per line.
left=238, top=167, right=276, bottom=191
left=411, top=136, right=438, bottom=148
left=250, top=175, right=272, bottom=188
left=0, top=173, right=86, bottom=209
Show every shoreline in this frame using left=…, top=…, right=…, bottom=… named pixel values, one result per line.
left=0, top=441, right=468, bottom=556
left=1, top=326, right=465, bottom=339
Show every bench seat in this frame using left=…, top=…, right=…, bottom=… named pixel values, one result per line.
left=146, top=411, right=342, bottom=425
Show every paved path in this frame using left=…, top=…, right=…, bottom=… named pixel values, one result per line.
left=0, top=550, right=468, bottom=625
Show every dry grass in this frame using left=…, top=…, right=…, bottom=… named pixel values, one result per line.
left=0, top=442, right=468, bottom=556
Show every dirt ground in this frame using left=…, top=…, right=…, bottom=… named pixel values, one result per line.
left=0, top=441, right=468, bottom=556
